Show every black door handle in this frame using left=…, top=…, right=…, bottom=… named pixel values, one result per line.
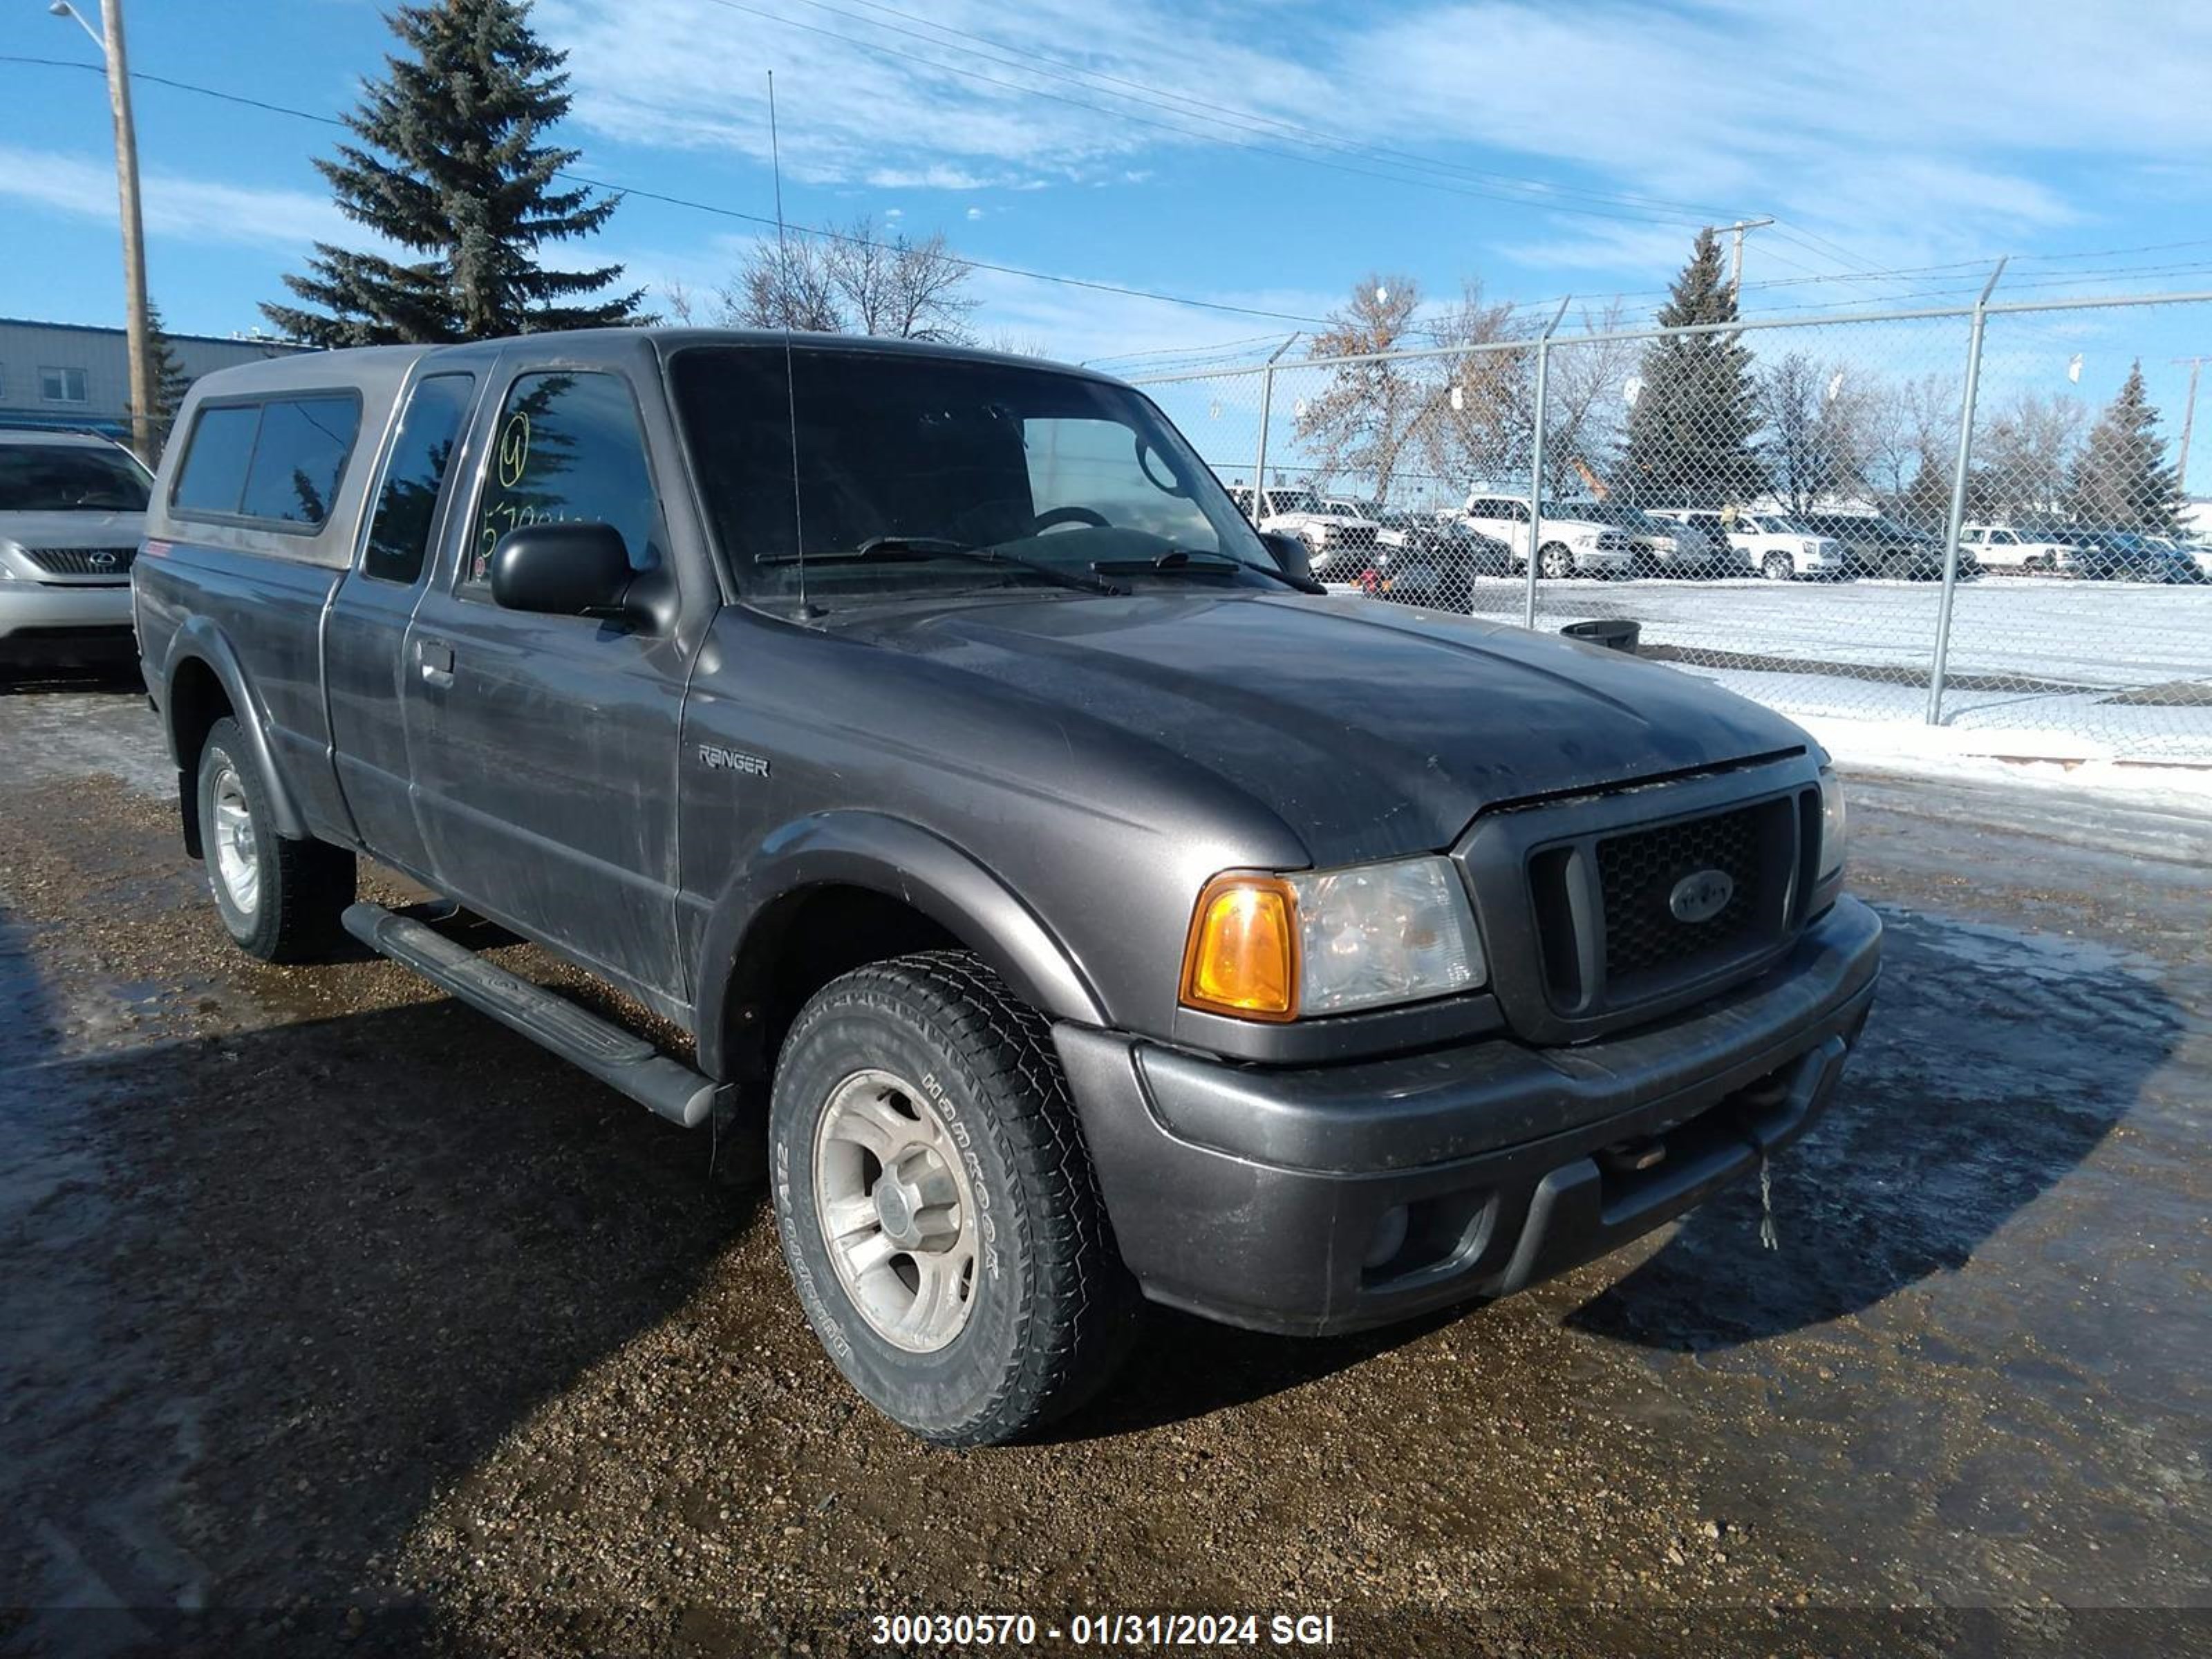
left=418, top=639, right=455, bottom=688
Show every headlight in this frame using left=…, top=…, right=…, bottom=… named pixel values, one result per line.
left=1181, top=857, right=1486, bottom=1022
left=1818, top=768, right=1847, bottom=883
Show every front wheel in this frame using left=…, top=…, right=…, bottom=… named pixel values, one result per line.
left=1762, top=552, right=1794, bottom=581
left=769, top=953, right=1140, bottom=1445
left=195, top=718, right=355, bottom=962
left=1539, top=543, right=1576, bottom=581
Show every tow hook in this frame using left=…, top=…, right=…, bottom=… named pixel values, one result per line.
left=1600, top=1134, right=1667, bottom=1174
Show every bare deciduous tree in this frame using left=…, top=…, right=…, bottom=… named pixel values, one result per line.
left=1539, top=302, right=1639, bottom=498
left=1412, top=282, right=1526, bottom=505
left=719, top=217, right=977, bottom=342
left=1758, top=353, right=1876, bottom=512
left=1861, top=371, right=1962, bottom=529
left=1294, top=274, right=1429, bottom=501
left=722, top=234, right=841, bottom=332
left=1974, top=388, right=2085, bottom=521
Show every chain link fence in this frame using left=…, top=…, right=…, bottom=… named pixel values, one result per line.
left=1135, top=291, right=2212, bottom=763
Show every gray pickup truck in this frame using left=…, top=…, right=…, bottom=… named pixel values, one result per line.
left=134, top=330, right=1880, bottom=1446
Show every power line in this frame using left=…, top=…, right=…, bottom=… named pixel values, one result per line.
left=0, top=52, right=1333, bottom=327
left=10, top=51, right=2206, bottom=339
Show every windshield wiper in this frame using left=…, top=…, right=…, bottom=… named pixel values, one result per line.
left=1092, top=547, right=1324, bottom=594
left=761, top=536, right=1125, bottom=597
left=1089, top=549, right=1245, bottom=576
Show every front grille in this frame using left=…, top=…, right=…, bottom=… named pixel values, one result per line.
left=1521, top=789, right=1813, bottom=1029
left=1595, top=805, right=1763, bottom=982
left=24, top=545, right=137, bottom=577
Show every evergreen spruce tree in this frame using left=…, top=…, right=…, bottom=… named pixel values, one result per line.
left=264, top=0, right=642, bottom=345
left=1620, top=228, right=1765, bottom=507
left=2070, top=360, right=2182, bottom=533
left=134, top=302, right=195, bottom=458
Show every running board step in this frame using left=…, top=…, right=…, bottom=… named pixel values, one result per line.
left=342, top=901, right=720, bottom=1129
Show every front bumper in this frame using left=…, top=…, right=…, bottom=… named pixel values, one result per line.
left=1055, top=897, right=1882, bottom=1335
left=1573, top=547, right=1635, bottom=572
left=0, top=581, right=135, bottom=662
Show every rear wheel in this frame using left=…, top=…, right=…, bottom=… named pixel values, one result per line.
left=769, top=952, right=1140, bottom=1445
left=1762, top=552, right=1794, bottom=581
left=195, top=718, right=355, bottom=962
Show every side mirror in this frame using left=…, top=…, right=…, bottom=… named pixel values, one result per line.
left=490, top=523, right=637, bottom=620
left=1258, top=529, right=1323, bottom=591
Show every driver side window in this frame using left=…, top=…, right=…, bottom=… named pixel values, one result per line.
left=467, top=370, right=661, bottom=588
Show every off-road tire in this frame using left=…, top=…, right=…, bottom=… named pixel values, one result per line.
left=195, top=717, right=356, bottom=962
left=769, top=951, right=1141, bottom=1446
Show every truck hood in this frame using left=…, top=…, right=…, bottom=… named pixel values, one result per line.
left=829, top=591, right=1811, bottom=863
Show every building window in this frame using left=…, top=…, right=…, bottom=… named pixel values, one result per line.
left=39, top=366, right=89, bottom=404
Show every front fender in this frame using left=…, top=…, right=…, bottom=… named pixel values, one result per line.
left=693, top=809, right=1107, bottom=1079
left=160, top=619, right=310, bottom=842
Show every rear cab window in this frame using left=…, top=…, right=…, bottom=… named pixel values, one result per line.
left=362, top=374, right=476, bottom=585
left=171, top=393, right=363, bottom=532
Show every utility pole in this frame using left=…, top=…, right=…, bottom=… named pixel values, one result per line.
left=2173, top=356, right=2206, bottom=498
left=1721, top=217, right=1774, bottom=298
left=52, top=0, right=154, bottom=461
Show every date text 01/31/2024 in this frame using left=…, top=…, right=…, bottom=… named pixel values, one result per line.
left=869, top=1612, right=1338, bottom=1648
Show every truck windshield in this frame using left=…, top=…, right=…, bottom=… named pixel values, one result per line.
left=671, top=344, right=1280, bottom=606
left=0, top=444, right=151, bottom=513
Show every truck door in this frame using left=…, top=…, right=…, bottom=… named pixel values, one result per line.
left=324, top=370, right=481, bottom=880
left=401, top=361, right=705, bottom=1004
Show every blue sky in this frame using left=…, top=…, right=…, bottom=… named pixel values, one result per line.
left=4, top=0, right=2210, bottom=482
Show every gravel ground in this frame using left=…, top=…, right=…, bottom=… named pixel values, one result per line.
left=1, top=675, right=2208, bottom=1658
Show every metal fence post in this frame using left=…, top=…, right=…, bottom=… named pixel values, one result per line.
left=1524, top=297, right=1573, bottom=628
left=1249, top=333, right=1298, bottom=505
left=1927, top=259, right=2007, bottom=725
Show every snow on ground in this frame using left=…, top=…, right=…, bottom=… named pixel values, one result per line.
left=1458, top=573, right=2212, bottom=765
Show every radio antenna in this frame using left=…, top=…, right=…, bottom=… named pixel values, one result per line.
left=768, top=70, right=815, bottom=618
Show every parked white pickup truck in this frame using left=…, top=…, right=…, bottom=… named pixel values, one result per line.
left=1461, top=494, right=1635, bottom=579
left=1960, top=523, right=2082, bottom=573
left=1649, top=508, right=1845, bottom=581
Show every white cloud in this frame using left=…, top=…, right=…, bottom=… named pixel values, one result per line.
left=536, top=0, right=2211, bottom=292
left=965, top=205, right=985, bottom=222
left=0, top=144, right=354, bottom=252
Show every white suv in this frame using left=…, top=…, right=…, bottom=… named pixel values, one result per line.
left=1461, top=494, right=1634, bottom=579
left=1651, top=508, right=1844, bottom=581
left=1960, top=523, right=2081, bottom=574
left=1, top=428, right=153, bottom=668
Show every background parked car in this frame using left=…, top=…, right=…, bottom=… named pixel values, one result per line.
left=1352, top=509, right=1512, bottom=610
left=2068, top=527, right=2202, bottom=583
left=1797, top=512, right=1957, bottom=580
left=1649, top=507, right=1843, bottom=581
left=0, top=427, right=152, bottom=670
left=1461, top=494, right=1635, bottom=579
left=1961, top=523, right=2081, bottom=573
left=1228, top=484, right=1379, bottom=581
left=1556, top=501, right=1725, bottom=577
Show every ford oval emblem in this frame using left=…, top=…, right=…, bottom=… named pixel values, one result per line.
left=1668, top=868, right=1735, bottom=924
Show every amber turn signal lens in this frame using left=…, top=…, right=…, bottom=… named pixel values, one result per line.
left=1180, top=874, right=1299, bottom=1022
